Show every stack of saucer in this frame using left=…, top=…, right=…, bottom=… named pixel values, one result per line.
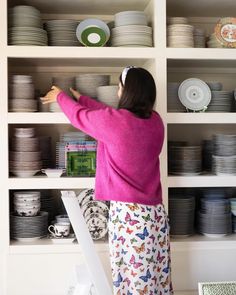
left=45, top=20, right=80, bottom=46
left=207, top=34, right=224, bottom=48
left=97, top=85, right=119, bottom=108
left=13, top=191, right=41, bottom=217
left=76, top=74, right=110, bottom=98
left=169, top=193, right=195, bottom=237
left=212, top=134, right=236, bottom=175
left=167, top=17, right=189, bottom=25
left=9, top=75, right=37, bottom=112
left=9, top=5, right=47, bottom=46
left=10, top=128, right=42, bottom=177
left=194, top=27, right=205, bottom=48
left=167, top=22, right=194, bottom=48
left=10, top=211, right=48, bottom=241
left=168, top=145, right=202, bottom=175
left=198, top=198, right=232, bottom=237
left=77, top=189, right=109, bottom=240
left=112, top=11, right=152, bottom=47
left=167, top=82, right=186, bottom=112
left=207, top=91, right=233, bottom=112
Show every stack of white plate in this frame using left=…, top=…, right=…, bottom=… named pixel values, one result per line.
left=13, top=191, right=41, bottom=217
left=45, top=20, right=80, bottom=47
left=9, top=75, right=37, bottom=112
left=194, top=27, right=205, bottom=48
left=9, top=5, right=47, bottom=46
left=167, top=24, right=194, bottom=48
left=115, top=11, right=148, bottom=27
left=207, top=33, right=224, bottom=48
left=167, top=17, right=189, bottom=25
left=112, top=11, right=152, bottom=47
left=52, top=76, right=75, bottom=95
left=77, top=189, right=109, bottom=240
left=97, top=85, right=119, bottom=108
left=212, top=134, right=236, bottom=175
left=167, top=82, right=186, bottom=112
left=10, top=128, right=42, bottom=177
left=76, top=74, right=110, bottom=98
left=10, top=211, right=48, bottom=242
left=207, top=91, right=233, bottom=112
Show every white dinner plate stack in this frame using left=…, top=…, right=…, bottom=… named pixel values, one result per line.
left=97, top=85, right=119, bottom=108
left=9, top=75, right=37, bottom=112
left=212, top=134, right=236, bottom=176
left=112, top=11, right=152, bottom=47
left=207, top=91, right=233, bottom=112
left=167, top=18, right=194, bottom=48
left=45, top=20, right=80, bottom=46
left=77, top=189, right=109, bottom=240
left=167, top=82, right=186, bottom=112
left=76, top=74, right=110, bottom=98
left=52, top=76, right=75, bottom=95
left=10, top=128, right=42, bottom=177
left=193, top=27, right=206, bottom=48
left=9, top=5, right=48, bottom=46
left=56, top=132, right=89, bottom=168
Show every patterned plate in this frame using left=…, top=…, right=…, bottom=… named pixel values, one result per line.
left=215, top=17, right=236, bottom=48
left=178, top=78, right=211, bottom=111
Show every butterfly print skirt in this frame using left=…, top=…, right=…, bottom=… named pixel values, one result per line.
left=108, top=201, right=174, bottom=295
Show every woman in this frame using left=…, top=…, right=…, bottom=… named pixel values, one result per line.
left=41, top=66, right=173, bottom=295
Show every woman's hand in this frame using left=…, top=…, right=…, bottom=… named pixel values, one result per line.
left=40, top=86, right=62, bottom=104
left=70, top=88, right=81, bottom=101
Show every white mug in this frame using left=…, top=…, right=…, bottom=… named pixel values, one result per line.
left=48, top=222, right=70, bottom=238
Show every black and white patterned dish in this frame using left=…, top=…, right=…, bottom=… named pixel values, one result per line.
left=85, top=213, right=108, bottom=240
left=82, top=201, right=109, bottom=219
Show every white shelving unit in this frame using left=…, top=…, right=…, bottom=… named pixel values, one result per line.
left=1, top=0, right=236, bottom=294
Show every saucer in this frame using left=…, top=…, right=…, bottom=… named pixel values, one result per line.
left=49, top=234, right=76, bottom=244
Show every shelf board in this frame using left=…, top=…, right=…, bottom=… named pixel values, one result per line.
left=8, top=176, right=95, bottom=189
left=166, top=48, right=236, bottom=60
left=166, top=113, right=236, bottom=124
left=9, top=234, right=236, bottom=254
left=168, top=175, right=236, bottom=188
left=7, top=46, right=156, bottom=60
left=8, top=112, right=69, bottom=124
left=9, top=239, right=108, bottom=254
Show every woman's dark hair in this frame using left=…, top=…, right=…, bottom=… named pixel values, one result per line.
left=118, top=67, right=156, bottom=119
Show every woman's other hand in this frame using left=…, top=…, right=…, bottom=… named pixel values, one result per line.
left=70, top=88, right=81, bottom=101
left=40, top=86, right=62, bottom=104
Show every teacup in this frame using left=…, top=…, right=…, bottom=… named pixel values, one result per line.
left=48, top=222, right=70, bottom=238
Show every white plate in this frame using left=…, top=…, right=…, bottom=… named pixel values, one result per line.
left=15, top=236, right=44, bottom=242
left=178, top=78, right=211, bottom=111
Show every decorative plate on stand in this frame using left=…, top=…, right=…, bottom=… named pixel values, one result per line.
left=178, top=78, right=211, bottom=111
left=215, top=17, right=236, bottom=48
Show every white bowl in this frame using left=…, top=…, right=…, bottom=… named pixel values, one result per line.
left=15, top=206, right=40, bottom=217
left=41, top=168, right=65, bottom=178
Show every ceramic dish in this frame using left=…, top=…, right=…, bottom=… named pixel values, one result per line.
left=178, top=78, right=211, bottom=111
left=215, top=17, right=236, bottom=48
left=49, top=234, right=76, bottom=244
left=76, top=19, right=110, bottom=47
left=41, top=168, right=65, bottom=178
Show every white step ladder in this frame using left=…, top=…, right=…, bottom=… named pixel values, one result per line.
left=61, top=191, right=113, bottom=295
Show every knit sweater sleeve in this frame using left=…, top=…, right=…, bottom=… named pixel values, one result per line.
left=57, top=91, right=118, bottom=143
left=79, top=95, right=107, bottom=109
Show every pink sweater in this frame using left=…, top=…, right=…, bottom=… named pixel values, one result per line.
left=57, top=92, right=164, bottom=205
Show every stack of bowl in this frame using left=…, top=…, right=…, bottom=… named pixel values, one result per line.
left=9, top=75, right=37, bottom=112
left=96, top=85, right=119, bottom=108
left=8, top=5, right=48, bottom=46
left=10, top=128, right=42, bottom=177
left=13, top=191, right=41, bottom=217
left=76, top=74, right=110, bottom=98
left=112, top=11, right=152, bottom=47
left=45, top=20, right=79, bottom=46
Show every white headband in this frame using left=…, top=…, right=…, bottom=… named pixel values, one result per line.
left=121, top=66, right=136, bottom=85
